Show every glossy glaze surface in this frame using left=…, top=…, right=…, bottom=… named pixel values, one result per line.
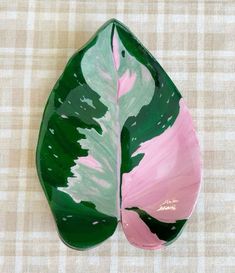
left=36, top=18, right=201, bottom=250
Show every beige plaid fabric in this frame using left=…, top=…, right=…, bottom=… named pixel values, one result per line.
left=0, top=0, right=234, bottom=272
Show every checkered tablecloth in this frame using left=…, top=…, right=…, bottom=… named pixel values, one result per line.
left=0, top=0, right=234, bottom=272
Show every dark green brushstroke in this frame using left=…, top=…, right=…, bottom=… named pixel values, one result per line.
left=126, top=207, right=187, bottom=243
left=36, top=23, right=118, bottom=250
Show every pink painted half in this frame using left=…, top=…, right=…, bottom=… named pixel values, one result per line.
left=78, top=155, right=102, bottom=171
left=118, top=70, right=137, bottom=98
left=121, top=99, right=201, bottom=249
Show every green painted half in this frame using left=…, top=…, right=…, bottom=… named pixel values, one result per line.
left=36, top=22, right=119, bottom=250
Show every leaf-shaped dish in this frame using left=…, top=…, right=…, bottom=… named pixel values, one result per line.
left=36, top=19, right=201, bottom=250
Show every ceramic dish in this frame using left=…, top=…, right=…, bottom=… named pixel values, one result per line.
left=36, top=19, right=201, bottom=250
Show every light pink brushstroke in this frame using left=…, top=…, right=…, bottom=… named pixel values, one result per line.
left=98, top=67, right=112, bottom=81
left=112, top=33, right=120, bottom=70
left=112, top=31, right=137, bottom=98
left=78, top=155, right=102, bottom=171
left=118, top=70, right=137, bottom=98
left=91, top=176, right=110, bottom=188
left=121, top=99, right=201, bottom=248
